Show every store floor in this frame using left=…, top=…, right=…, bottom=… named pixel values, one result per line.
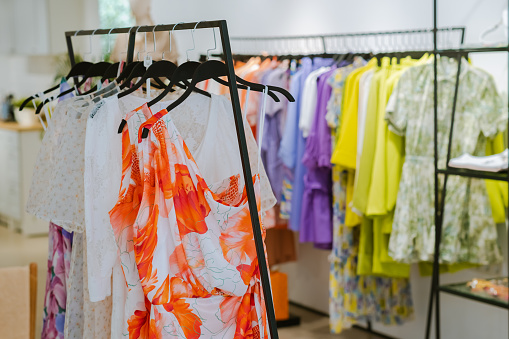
left=0, top=225, right=382, bottom=338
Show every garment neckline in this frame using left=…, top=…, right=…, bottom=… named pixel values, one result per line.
left=434, top=56, right=469, bottom=82
left=136, top=93, right=217, bottom=146
left=138, top=95, right=254, bottom=208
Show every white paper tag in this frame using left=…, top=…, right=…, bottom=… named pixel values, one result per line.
left=144, top=55, right=153, bottom=67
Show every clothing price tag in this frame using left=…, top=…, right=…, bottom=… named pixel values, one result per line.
left=144, top=55, right=153, bottom=98
left=144, top=55, right=153, bottom=67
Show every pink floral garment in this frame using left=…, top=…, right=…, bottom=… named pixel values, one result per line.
left=41, top=222, right=73, bottom=339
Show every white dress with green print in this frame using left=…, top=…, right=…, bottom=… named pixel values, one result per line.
left=386, top=57, right=505, bottom=265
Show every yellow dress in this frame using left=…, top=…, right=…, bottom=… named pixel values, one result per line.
left=355, top=58, right=410, bottom=277
left=486, top=133, right=508, bottom=223
left=331, top=59, right=377, bottom=227
left=328, top=59, right=414, bottom=331
left=351, top=67, right=382, bottom=215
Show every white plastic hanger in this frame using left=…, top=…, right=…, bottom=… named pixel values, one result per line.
left=145, top=25, right=158, bottom=99
left=257, top=85, right=269, bottom=176
left=480, top=9, right=508, bottom=44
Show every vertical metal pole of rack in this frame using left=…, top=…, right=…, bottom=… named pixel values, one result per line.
left=426, top=3, right=465, bottom=339
left=433, top=1, right=441, bottom=336
left=425, top=0, right=440, bottom=337
left=65, top=34, right=78, bottom=85
left=126, top=29, right=137, bottom=64
left=507, top=2, right=509, bottom=338
left=219, top=20, right=279, bottom=339
left=65, top=35, right=76, bottom=67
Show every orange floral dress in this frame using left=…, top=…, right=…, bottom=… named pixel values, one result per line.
left=110, top=106, right=268, bottom=338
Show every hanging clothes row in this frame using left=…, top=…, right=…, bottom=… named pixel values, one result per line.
left=23, top=21, right=293, bottom=339
left=220, top=32, right=507, bottom=334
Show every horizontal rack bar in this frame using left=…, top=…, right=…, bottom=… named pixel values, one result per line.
left=437, top=168, right=509, bottom=181
left=437, top=46, right=509, bottom=54
left=65, top=21, right=223, bottom=36
left=222, top=50, right=439, bottom=58
left=230, top=27, right=465, bottom=41
left=439, top=284, right=509, bottom=309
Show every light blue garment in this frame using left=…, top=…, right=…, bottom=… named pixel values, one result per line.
left=278, top=57, right=334, bottom=231
left=278, top=71, right=304, bottom=170
left=58, top=77, right=74, bottom=102
left=278, top=59, right=310, bottom=231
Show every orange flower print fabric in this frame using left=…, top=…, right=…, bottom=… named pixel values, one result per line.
left=110, top=108, right=268, bottom=338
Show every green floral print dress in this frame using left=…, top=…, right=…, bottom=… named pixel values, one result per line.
left=386, top=57, right=506, bottom=265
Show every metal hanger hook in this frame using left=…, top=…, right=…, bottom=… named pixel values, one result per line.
left=410, top=32, right=417, bottom=51
left=186, top=21, right=202, bottom=61
left=165, top=22, right=184, bottom=60
left=352, top=36, right=359, bottom=52
left=376, top=35, right=382, bottom=53
left=134, top=25, right=147, bottom=61
left=73, top=29, right=81, bottom=60
left=338, top=36, right=344, bottom=54
left=392, top=33, right=398, bottom=52
left=206, top=27, right=217, bottom=60
left=85, top=29, right=99, bottom=61
left=305, top=37, right=311, bottom=54
left=106, top=28, right=115, bottom=60
left=119, top=26, right=136, bottom=61
left=148, top=25, right=158, bottom=57
left=447, top=27, right=453, bottom=49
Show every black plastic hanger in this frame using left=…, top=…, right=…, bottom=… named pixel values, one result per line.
left=146, top=60, right=285, bottom=108
left=116, top=60, right=191, bottom=132
left=18, top=61, right=94, bottom=111
left=118, top=60, right=188, bottom=99
left=35, top=62, right=112, bottom=114
left=116, top=61, right=141, bottom=84
left=52, top=30, right=112, bottom=99
left=101, top=62, right=120, bottom=82
left=118, top=62, right=168, bottom=90
left=56, top=62, right=111, bottom=97
left=144, top=23, right=218, bottom=106
left=119, top=26, right=170, bottom=91
left=80, top=62, right=123, bottom=95
left=141, top=60, right=295, bottom=138
left=146, top=61, right=209, bottom=107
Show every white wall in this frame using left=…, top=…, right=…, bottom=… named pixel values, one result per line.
left=0, top=0, right=100, bottom=100
left=1, top=0, right=507, bottom=337
left=151, top=0, right=508, bottom=89
left=150, top=1, right=508, bottom=339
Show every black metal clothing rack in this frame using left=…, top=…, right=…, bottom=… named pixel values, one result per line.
left=426, top=1, right=509, bottom=339
left=220, top=26, right=466, bottom=338
left=225, top=27, right=467, bottom=339
left=64, top=20, right=280, bottom=339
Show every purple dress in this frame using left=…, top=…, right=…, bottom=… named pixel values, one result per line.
left=260, top=67, right=290, bottom=200
left=300, top=67, right=336, bottom=249
left=278, top=57, right=334, bottom=232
